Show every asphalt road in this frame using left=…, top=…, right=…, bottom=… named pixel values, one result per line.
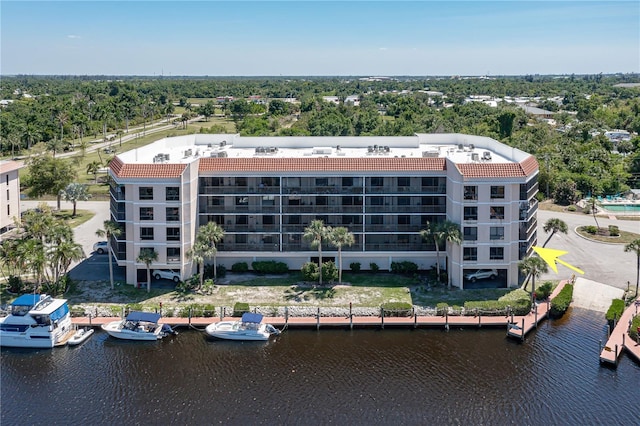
left=17, top=201, right=640, bottom=290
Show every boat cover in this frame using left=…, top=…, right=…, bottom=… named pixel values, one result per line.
left=12, top=294, right=41, bottom=306
left=241, top=313, right=263, bottom=324
left=126, top=311, right=161, bottom=323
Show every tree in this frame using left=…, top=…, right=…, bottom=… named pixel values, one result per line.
left=303, top=220, right=329, bottom=285
left=197, top=221, right=225, bottom=280
left=137, top=248, right=158, bottom=293
left=59, top=182, right=91, bottom=217
left=624, top=239, right=640, bottom=298
left=420, top=220, right=461, bottom=287
left=25, top=155, right=76, bottom=210
left=587, top=197, right=601, bottom=230
left=519, top=255, right=549, bottom=306
left=542, top=218, right=568, bottom=247
left=86, top=160, right=102, bottom=183
left=328, top=227, right=355, bottom=284
left=96, top=220, right=122, bottom=290
left=186, top=238, right=210, bottom=290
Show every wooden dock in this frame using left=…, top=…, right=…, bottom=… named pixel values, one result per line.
left=599, top=299, right=640, bottom=366
left=506, top=279, right=569, bottom=341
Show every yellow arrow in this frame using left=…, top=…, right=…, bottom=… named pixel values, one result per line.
left=532, top=246, right=584, bottom=275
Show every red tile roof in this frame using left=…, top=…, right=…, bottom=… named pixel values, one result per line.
left=198, top=157, right=448, bottom=172
left=520, top=155, right=539, bottom=177
left=456, top=156, right=538, bottom=178
left=0, top=160, right=22, bottom=174
left=110, top=157, right=186, bottom=178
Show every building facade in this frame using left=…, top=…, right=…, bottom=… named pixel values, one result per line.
left=109, top=134, right=538, bottom=288
left=0, top=160, right=22, bottom=235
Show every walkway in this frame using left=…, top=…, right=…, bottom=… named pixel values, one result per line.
left=599, top=299, right=640, bottom=366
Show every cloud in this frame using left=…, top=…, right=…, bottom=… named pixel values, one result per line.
left=67, top=35, right=81, bottom=39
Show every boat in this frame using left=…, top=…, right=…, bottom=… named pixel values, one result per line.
left=0, top=294, right=74, bottom=348
left=68, top=327, right=94, bottom=346
left=101, top=311, right=176, bottom=341
left=205, top=313, right=280, bottom=341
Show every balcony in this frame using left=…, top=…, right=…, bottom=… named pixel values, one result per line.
left=519, top=199, right=538, bottom=221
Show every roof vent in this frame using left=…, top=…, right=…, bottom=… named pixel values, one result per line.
left=482, top=151, right=492, bottom=160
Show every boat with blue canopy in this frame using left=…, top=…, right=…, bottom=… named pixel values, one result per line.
left=205, top=313, right=280, bottom=341
left=0, top=294, right=74, bottom=348
left=101, top=311, right=175, bottom=341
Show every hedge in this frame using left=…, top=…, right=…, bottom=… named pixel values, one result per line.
left=179, top=304, right=216, bottom=318
left=549, top=284, right=573, bottom=318
left=605, top=299, right=625, bottom=322
left=381, top=302, right=412, bottom=317
left=252, top=260, right=288, bottom=274
left=630, top=315, right=640, bottom=342
left=233, top=302, right=250, bottom=317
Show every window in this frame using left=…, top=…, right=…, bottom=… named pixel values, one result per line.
left=167, top=247, right=181, bottom=262
left=235, top=177, right=247, bottom=187
left=397, top=197, right=411, bottom=206
left=166, top=207, right=180, bottom=222
left=463, top=247, right=477, bottom=261
left=490, top=227, right=505, bottom=240
left=316, top=196, right=328, bottom=206
left=370, top=196, right=384, bottom=206
left=463, top=227, right=477, bottom=241
left=371, top=177, right=384, bottom=187
left=236, top=216, right=248, bottom=225
left=166, top=187, right=180, bottom=201
left=398, top=215, right=411, bottom=225
left=371, top=215, right=384, bottom=225
left=397, top=177, right=410, bottom=187
left=139, top=247, right=155, bottom=257
left=235, top=196, right=248, bottom=206
left=490, top=247, right=504, bottom=260
left=140, top=207, right=154, bottom=220
left=464, top=186, right=477, bottom=200
left=139, top=187, right=153, bottom=200
left=263, top=215, right=275, bottom=225
left=316, top=178, right=328, bottom=187
left=140, top=227, right=154, bottom=240
left=6, top=189, right=9, bottom=200
left=236, top=234, right=247, bottom=244
left=342, top=177, right=354, bottom=187
left=490, top=206, right=505, bottom=220
left=288, top=215, right=301, bottom=224
left=262, top=195, right=275, bottom=206
left=464, top=206, right=478, bottom=221
left=491, top=186, right=505, bottom=199
left=167, top=227, right=180, bottom=241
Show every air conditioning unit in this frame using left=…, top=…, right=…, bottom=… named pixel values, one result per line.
left=482, top=151, right=492, bottom=160
left=471, top=153, right=480, bottom=161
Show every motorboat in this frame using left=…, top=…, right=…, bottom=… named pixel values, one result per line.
left=101, top=311, right=175, bottom=341
left=68, top=327, right=94, bottom=346
left=0, top=294, right=74, bottom=348
left=205, top=313, right=280, bottom=341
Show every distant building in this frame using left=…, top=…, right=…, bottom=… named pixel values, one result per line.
left=109, top=134, right=538, bottom=289
left=0, top=160, right=22, bottom=235
left=322, top=96, right=340, bottom=105
left=520, top=105, right=555, bottom=120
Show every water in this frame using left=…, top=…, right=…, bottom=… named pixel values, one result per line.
left=2, top=308, right=639, bottom=425
left=601, top=204, right=640, bottom=212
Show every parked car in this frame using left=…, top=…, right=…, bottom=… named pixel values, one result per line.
left=93, top=241, right=108, bottom=254
left=152, top=269, right=181, bottom=283
left=464, top=269, right=498, bottom=282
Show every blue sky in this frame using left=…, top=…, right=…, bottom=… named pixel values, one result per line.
left=1, top=1, right=638, bottom=76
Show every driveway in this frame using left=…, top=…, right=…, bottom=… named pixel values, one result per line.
left=536, top=209, right=638, bottom=290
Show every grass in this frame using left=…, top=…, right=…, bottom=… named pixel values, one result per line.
left=575, top=226, right=640, bottom=244
left=53, top=209, right=95, bottom=228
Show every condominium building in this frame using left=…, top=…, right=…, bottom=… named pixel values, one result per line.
left=0, top=160, right=22, bottom=235
left=109, top=133, right=538, bottom=288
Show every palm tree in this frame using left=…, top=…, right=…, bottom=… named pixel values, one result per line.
left=96, top=220, right=122, bottom=290
left=542, top=218, right=568, bottom=247
left=198, top=221, right=225, bottom=279
left=137, top=249, right=158, bottom=293
left=624, top=239, right=640, bottom=298
left=186, top=238, right=212, bottom=290
left=328, top=227, right=355, bottom=284
left=304, top=220, right=329, bottom=285
left=48, top=239, right=84, bottom=287
left=56, top=111, right=69, bottom=142
left=519, top=255, right=549, bottom=306
left=587, top=197, right=601, bottom=230
left=59, top=182, right=91, bottom=217
left=420, top=220, right=461, bottom=286
left=86, top=161, right=102, bottom=183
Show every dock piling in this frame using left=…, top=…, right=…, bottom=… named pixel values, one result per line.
left=316, top=307, right=320, bottom=330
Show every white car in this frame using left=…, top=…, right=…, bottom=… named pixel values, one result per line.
left=93, top=241, right=108, bottom=254
left=152, top=270, right=181, bottom=283
left=464, top=269, right=498, bottom=282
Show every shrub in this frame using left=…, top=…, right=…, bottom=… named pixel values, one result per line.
left=370, top=262, right=379, bottom=273
left=536, top=281, right=554, bottom=300
left=436, top=302, right=449, bottom=315
left=566, top=205, right=577, bottom=212
left=301, top=262, right=319, bottom=281
left=216, top=265, right=227, bottom=278
left=180, top=303, right=216, bottom=318
left=7, top=275, right=23, bottom=293
left=608, top=225, right=620, bottom=236
left=583, top=225, right=598, bottom=235
left=549, top=284, right=573, bottom=318
left=630, top=315, right=640, bottom=342
left=381, top=302, right=412, bottom=317
left=70, top=307, right=85, bottom=317
left=252, top=260, right=288, bottom=274
left=350, top=262, right=361, bottom=272
left=321, top=261, right=338, bottom=283
left=233, top=302, right=250, bottom=317
left=390, top=261, right=419, bottom=275
left=231, top=262, right=249, bottom=273
left=605, top=299, right=625, bottom=322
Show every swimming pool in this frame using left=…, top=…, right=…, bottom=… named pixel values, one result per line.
left=601, top=204, right=640, bottom=212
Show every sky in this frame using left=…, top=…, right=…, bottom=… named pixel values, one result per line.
left=1, top=1, right=638, bottom=76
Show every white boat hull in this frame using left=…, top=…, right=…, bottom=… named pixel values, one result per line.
left=0, top=319, right=73, bottom=348
left=68, top=328, right=95, bottom=346
left=101, top=320, right=164, bottom=341
left=205, top=321, right=278, bottom=341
